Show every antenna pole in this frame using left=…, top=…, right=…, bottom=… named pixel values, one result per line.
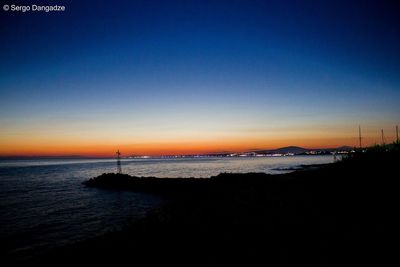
left=116, top=150, right=122, bottom=174
left=358, top=125, right=362, bottom=149
left=396, top=125, right=399, bottom=143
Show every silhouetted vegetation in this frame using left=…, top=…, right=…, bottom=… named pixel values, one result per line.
left=14, top=145, right=398, bottom=266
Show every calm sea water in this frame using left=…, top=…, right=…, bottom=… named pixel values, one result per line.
left=0, top=155, right=333, bottom=260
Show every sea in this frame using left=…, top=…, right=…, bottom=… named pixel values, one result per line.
left=0, top=155, right=333, bottom=261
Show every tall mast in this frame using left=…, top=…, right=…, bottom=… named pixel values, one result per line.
left=396, top=125, right=399, bottom=143
left=116, top=150, right=122, bottom=174
left=358, top=125, right=362, bottom=149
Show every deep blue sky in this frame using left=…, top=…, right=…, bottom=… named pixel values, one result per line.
left=1, top=0, right=399, bottom=155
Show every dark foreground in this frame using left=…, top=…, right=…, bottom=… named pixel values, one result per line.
left=11, top=146, right=398, bottom=266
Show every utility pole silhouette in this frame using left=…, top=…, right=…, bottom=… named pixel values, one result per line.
left=396, top=125, right=399, bottom=143
left=381, top=129, right=386, bottom=145
left=116, top=150, right=122, bottom=174
left=358, top=125, right=362, bottom=149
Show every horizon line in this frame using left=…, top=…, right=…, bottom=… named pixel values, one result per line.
left=0, top=144, right=358, bottom=159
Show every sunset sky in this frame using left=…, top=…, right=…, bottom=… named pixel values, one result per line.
left=1, top=0, right=399, bottom=157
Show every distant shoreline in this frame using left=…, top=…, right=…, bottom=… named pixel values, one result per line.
left=0, top=154, right=334, bottom=161
left=0, top=145, right=353, bottom=160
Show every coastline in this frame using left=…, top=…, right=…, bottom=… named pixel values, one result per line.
left=10, top=148, right=398, bottom=266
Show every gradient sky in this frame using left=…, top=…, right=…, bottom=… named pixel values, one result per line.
left=1, top=0, right=399, bottom=156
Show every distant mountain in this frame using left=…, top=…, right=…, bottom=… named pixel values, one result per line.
left=254, top=146, right=309, bottom=155
left=253, top=145, right=353, bottom=155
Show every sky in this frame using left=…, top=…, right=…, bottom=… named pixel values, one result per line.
left=0, top=0, right=399, bottom=156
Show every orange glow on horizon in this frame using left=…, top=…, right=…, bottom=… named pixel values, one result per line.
left=0, top=135, right=390, bottom=157
left=1, top=122, right=397, bottom=157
